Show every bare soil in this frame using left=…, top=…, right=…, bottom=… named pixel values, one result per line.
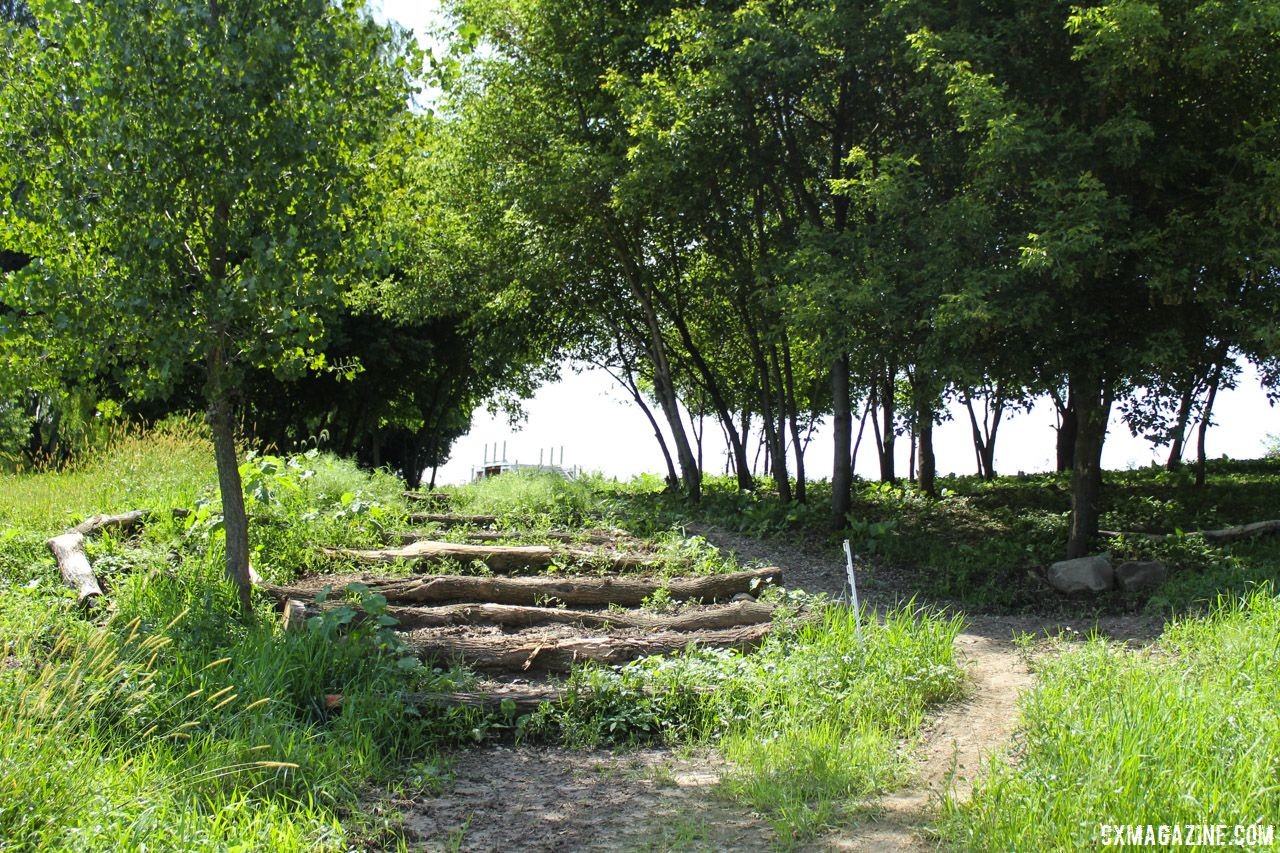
left=388, top=524, right=1161, bottom=852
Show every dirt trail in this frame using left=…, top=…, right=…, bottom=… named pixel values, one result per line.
left=394, top=527, right=1158, bottom=851
left=824, top=626, right=1032, bottom=851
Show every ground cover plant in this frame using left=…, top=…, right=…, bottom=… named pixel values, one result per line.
left=0, top=425, right=482, bottom=850
left=535, top=600, right=966, bottom=846
left=943, top=587, right=1280, bottom=851
left=608, top=460, right=1280, bottom=614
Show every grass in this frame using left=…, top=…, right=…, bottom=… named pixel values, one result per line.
left=445, top=469, right=602, bottom=527
left=601, top=459, right=1280, bottom=614
left=943, top=586, right=1280, bottom=851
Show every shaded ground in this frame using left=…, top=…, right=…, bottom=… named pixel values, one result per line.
left=394, top=526, right=1162, bottom=851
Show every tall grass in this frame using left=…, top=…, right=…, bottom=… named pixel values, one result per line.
left=944, top=587, right=1280, bottom=850
left=0, top=417, right=214, bottom=533
left=0, top=426, right=471, bottom=849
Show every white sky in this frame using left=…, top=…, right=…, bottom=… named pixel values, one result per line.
left=370, top=1, right=1279, bottom=486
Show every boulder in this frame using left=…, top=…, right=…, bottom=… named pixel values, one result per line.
left=1115, top=560, right=1167, bottom=593
left=1047, top=554, right=1114, bottom=594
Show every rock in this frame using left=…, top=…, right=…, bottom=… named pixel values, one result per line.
left=731, top=592, right=756, bottom=603
left=1115, top=560, right=1167, bottom=592
left=1047, top=555, right=1115, bottom=594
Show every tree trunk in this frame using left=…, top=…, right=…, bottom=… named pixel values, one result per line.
left=611, top=355, right=680, bottom=490
left=1194, top=364, right=1222, bottom=489
left=209, top=396, right=252, bottom=614
left=1053, top=388, right=1077, bottom=473
left=1165, top=381, right=1196, bottom=471
left=831, top=355, right=853, bottom=528
left=1065, top=374, right=1112, bottom=559
left=782, top=339, right=806, bottom=503
left=964, top=390, right=1003, bottom=480
left=876, top=367, right=897, bottom=483
left=917, top=407, right=937, bottom=498
left=269, top=566, right=782, bottom=608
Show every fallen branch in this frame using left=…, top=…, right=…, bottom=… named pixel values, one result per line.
left=404, top=687, right=563, bottom=715
left=269, top=566, right=781, bottom=608
left=1100, top=519, right=1280, bottom=544
left=406, top=623, right=772, bottom=672
left=69, top=510, right=151, bottom=537
left=407, top=513, right=498, bottom=528
left=322, top=539, right=660, bottom=573
left=47, top=533, right=103, bottom=605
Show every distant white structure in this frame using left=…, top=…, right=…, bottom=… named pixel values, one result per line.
left=471, top=441, right=580, bottom=481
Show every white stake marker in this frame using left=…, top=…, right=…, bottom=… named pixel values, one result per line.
left=842, top=539, right=863, bottom=644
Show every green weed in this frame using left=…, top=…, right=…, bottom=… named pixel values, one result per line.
left=944, top=586, right=1280, bottom=851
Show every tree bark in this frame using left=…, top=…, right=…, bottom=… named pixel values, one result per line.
left=269, top=566, right=782, bottom=608
left=1052, top=387, right=1077, bottom=473
left=602, top=349, right=681, bottom=490
left=1165, top=381, right=1196, bottom=471
left=917, top=408, right=936, bottom=498
left=874, top=366, right=897, bottom=483
left=831, top=355, right=853, bottom=528
left=406, top=624, right=773, bottom=673
left=1065, top=374, right=1112, bottom=559
left=209, top=395, right=252, bottom=613
left=47, top=533, right=103, bottom=605
left=782, top=339, right=806, bottom=503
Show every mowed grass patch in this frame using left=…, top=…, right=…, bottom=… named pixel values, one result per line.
left=943, top=587, right=1280, bottom=851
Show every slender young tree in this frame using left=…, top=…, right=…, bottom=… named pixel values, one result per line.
left=2, top=0, right=416, bottom=610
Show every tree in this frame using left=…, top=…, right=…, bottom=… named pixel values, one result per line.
left=1, top=0, right=416, bottom=610
left=915, top=0, right=1280, bottom=557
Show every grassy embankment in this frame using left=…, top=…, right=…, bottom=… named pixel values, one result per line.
left=0, top=427, right=965, bottom=849
left=944, top=589, right=1280, bottom=850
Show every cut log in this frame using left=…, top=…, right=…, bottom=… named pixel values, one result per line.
left=329, top=599, right=776, bottom=632
left=403, top=687, right=563, bottom=715
left=407, top=623, right=772, bottom=672
left=394, top=600, right=774, bottom=632
left=69, top=510, right=151, bottom=537
left=47, top=532, right=103, bottom=605
left=397, top=529, right=629, bottom=547
left=270, top=566, right=781, bottom=608
left=403, top=491, right=451, bottom=506
left=407, top=513, right=498, bottom=528
left=282, top=599, right=310, bottom=632
left=322, top=539, right=660, bottom=573
left=1100, top=519, right=1280, bottom=544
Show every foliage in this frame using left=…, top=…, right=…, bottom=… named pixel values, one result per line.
left=945, top=587, right=1280, bottom=851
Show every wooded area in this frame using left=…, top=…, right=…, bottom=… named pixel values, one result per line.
left=3, top=0, right=1279, bottom=568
